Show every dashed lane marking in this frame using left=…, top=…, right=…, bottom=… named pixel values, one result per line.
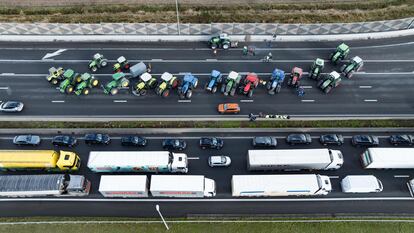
left=364, top=99, right=378, bottom=102
left=301, top=100, right=315, bottom=103
left=113, top=100, right=127, bottom=103
left=359, top=86, right=372, bottom=89
left=394, top=175, right=410, bottom=178
left=240, top=100, right=254, bottom=103
left=51, top=100, right=65, bottom=103
left=178, top=100, right=191, bottom=103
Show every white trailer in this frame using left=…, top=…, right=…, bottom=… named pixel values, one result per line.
left=87, top=151, right=188, bottom=173
left=231, top=174, right=332, bottom=197
left=360, top=148, right=414, bottom=169
left=150, top=175, right=216, bottom=198
left=99, top=175, right=148, bottom=198
left=247, top=149, right=343, bottom=171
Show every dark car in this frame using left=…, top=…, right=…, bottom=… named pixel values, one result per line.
left=121, top=136, right=147, bottom=147
left=351, top=135, right=379, bottom=147
left=52, top=135, right=77, bottom=147
left=320, top=134, right=344, bottom=146
left=162, top=139, right=186, bottom=151
left=252, top=136, right=277, bottom=148
left=389, top=134, right=414, bottom=146
left=84, top=133, right=111, bottom=145
left=13, top=135, right=41, bottom=146
left=199, top=137, right=224, bottom=149
left=286, top=134, right=312, bottom=145
left=0, top=101, right=24, bottom=112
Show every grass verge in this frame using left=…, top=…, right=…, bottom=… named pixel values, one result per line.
left=0, top=120, right=412, bottom=128
left=1, top=218, right=414, bottom=233
left=0, top=0, right=413, bottom=23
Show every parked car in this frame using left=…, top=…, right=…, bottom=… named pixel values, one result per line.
left=208, top=155, right=231, bottom=167
left=199, top=137, right=224, bottom=149
left=52, top=135, right=77, bottom=147
left=286, top=134, right=312, bottom=145
left=121, top=136, right=147, bottom=147
left=162, top=139, right=186, bottom=151
left=252, top=136, right=277, bottom=148
left=351, top=135, right=379, bottom=147
left=84, top=133, right=111, bottom=145
left=389, top=134, right=414, bottom=146
left=0, top=101, right=24, bottom=113
left=320, top=134, right=344, bottom=146
left=217, top=103, right=240, bottom=114
left=13, top=135, right=41, bottom=146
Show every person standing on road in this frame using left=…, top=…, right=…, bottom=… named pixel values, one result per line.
left=243, top=46, right=248, bottom=56
left=297, top=86, right=305, bottom=97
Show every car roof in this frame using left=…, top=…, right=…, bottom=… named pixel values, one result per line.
left=223, top=103, right=239, bottom=108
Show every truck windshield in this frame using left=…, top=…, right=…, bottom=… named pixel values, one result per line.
left=168, top=152, right=173, bottom=164
left=361, top=150, right=372, bottom=167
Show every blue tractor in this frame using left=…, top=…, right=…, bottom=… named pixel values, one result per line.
left=266, top=68, right=285, bottom=95
left=178, top=73, right=199, bottom=99
left=205, top=70, right=223, bottom=93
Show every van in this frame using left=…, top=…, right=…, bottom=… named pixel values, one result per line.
left=341, top=175, right=383, bottom=193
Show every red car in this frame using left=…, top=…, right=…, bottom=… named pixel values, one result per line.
left=240, top=73, right=259, bottom=98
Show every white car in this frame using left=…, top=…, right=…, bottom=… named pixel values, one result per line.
left=208, top=156, right=231, bottom=167
left=0, top=101, right=24, bottom=112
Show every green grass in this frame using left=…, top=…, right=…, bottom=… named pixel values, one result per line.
left=1, top=219, right=414, bottom=233
left=0, top=119, right=412, bottom=129
left=0, top=0, right=413, bottom=23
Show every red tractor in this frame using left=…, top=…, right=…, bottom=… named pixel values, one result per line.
left=287, top=67, right=303, bottom=87
left=239, top=73, right=259, bottom=98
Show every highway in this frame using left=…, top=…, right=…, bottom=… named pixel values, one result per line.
left=0, top=36, right=413, bottom=119
left=1, top=129, right=414, bottom=217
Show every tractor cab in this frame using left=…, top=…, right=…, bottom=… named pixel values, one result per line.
left=315, top=58, right=324, bottom=67
left=337, top=43, right=350, bottom=54
left=351, top=56, right=363, bottom=66
left=161, top=72, right=173, bottom=82
left=228, top=71, right=239, bottom=81
left=140, top=72, right=152, bottom=82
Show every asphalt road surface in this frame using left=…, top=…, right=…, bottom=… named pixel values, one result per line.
left=0, top=36, right=413, bottom=119
left=1, top=129, right=414, bottom=217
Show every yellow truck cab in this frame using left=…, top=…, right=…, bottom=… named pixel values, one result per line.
left=0, top=150, right=81, bottom=171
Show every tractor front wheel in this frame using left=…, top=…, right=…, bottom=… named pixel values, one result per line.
left=110, top=88, right=119, bottom=95
left=193, top=80, right=198, bottom=88
left=101, top=60, right=108, bottom=67
left=266, top=81, right=272, bottom=90
left=276, top=85, right=282, bottom=93
left=186, top=90, right=193, bottom=99
left=248, top=90, right=253, bottom=98
left=212, top=86, right=217, bottom=93
left=51, top=79, right=58, bottom=85
left=91, top=66, right=98, bottom=72
left=140, top=89, right=147, bottom=96
left=222, top=43, right=230, bottom=50
left=162, top=89, right=169, bottom=98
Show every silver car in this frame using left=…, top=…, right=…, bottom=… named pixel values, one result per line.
left=0, top=101, right=24, bottom=112
left=208, top=156, right=231, bottom=167
left=13, top=135, right=41, bottom=146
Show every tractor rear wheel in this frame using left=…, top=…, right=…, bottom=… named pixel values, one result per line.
left=340, top=64, right=346, bottom=72
left=140, top=89, right=147, bottom=96
left=212, top=86, right=217, bottom=93
left=268, top=90, right=275, bottom=95
left=162, top=89, right=169, bottom=98
left=110, top=88, right=119, bottom=95
left=101, top=60, right=108, bottom=67
left=172, top=80, right=178, bottom=89
left=324, top=86, right=332, bottom=94
left=51, top=79, right=58, bottom=85
left=248, top=90, right=253, bottom=98
left=211, top=44, right=217, bottom=50
left=230, top=88, right=236, bottom=96
left=266, top=82, right=272, bottom=90
left=193, top=80, right=198, bottom=88
left=222, top=43, right=230, bottom=50
left=276, top=85, right=282, bottom=93
left=186, top=90, right=193, bottom=99
left=91, top=78, right=99, bottom=87
left=347, top=71, right=354, bottom=79
left=317, top=79, right=324, bottom=87
left=83, top=88, right=90, bottom=95
left=66, top=85, right=74, bottom=94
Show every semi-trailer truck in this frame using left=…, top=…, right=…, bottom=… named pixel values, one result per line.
left=0, top=174, right=90, bottom=197
left=150, top=175, right=216, bottom=198
left=231, top=174, right=332, bottom=197
left=0, top=150, right=81, bottom=171
left=87, top=151, right=188, bottom=173
left=247, top=149, right=343, bottom=171
left=360, top=148, right=414, bottom=169
left=99, top=175, right=149, bottom=198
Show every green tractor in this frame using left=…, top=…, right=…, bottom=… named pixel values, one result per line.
left=89, top=53, right=108, bottom=72
left=102, top=72, right=130, bottom=95
left=309, top=58, right=324, bottom=80
left=155, top=72, right=178, bottom=98
left=221, top=71, right=242, bottom=96
left=74, top=73, right=99, bottom=96
left=208, top=34, right=231, bottom=50
left=317, top=71, right=342, bottom=94
left=113, top=56, right=130, bottom=73
left=330, top=43, right=350, bottom=65
left=132, top=72, right=158, bottom=96
left=58, top=69, right=82, bottom=94
left=340, top=56, right=363, bottom=79
left=46, top=67, right=65, bottom=85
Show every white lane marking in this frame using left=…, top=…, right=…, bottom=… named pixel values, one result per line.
left=151, top=59, right=163, bottom=61
left=359, top=86, right=372, bottom=89
left=328, top=176, right=339, bottom=179
left=42, top=49, right=67, bottom=60
left=51, top=100, right=65, bottom=103
left=0, top=197, right=413, bottom=202
left=187, top=157, right=200, bottom=160
left=0, top=87, right=9, bottom=90
left=113, top=100, right=127, bottom=103
left=178, top=100, right=191, bottom=103
left=301, top=100, right=315, bottom=103
left=301, top=86, right=312, bottom=89
left=206, top=59, right=218, bottom=61
left=364, top=99, right=378, bottom=102
left=0, top=73, right=15, bottom=75
left=240, top=100, right=254, bottom=103
left=394, top=175, right=410, bottom=178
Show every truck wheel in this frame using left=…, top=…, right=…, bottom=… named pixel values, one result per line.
left=110, top=88, right=119, bottom=95
left=212, top=86, right=217, bottom=93
left=186, top=90, right=192, bottom=99
left=82, top=88, right=90, bottom=95
left=162, top=89, right=169, bottom=97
